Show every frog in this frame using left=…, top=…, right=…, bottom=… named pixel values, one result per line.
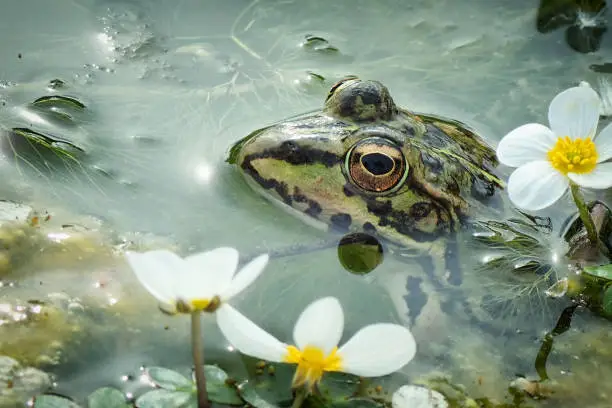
left=226, top=76, right=507, bottom=331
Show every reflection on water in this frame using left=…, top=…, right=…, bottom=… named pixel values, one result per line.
left=0, top=0, right=612, bottom=406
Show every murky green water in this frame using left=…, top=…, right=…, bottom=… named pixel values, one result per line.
left=1, top=0, right=612, bottom=407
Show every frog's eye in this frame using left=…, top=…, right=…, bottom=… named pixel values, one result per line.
left=345, top=137, right=407, bottom=193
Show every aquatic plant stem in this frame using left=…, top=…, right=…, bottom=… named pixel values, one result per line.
left=570, top=182, right=599, bottom=248
left=291, top=387, right=307, bottom=408
left=191, top=311, right=210, bottom=408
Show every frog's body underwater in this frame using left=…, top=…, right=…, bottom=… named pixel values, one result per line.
left=227, top=77, right=506, bottom=329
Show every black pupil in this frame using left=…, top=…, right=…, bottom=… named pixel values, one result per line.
left=361, top=153, right=394, bottom=175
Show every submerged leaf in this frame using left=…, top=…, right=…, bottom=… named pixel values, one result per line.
left=88, top=387, right=130, bottom=408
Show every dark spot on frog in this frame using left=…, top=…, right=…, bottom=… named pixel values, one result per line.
left=409, top=202, right=433, bottom=220
left=343, top=184, right=355, bottom=197
left=293, top=186, right=322, bottom=217
left=471, top=174, right=496, bottom=201
left=330, top=213, right=352, bottom=231
left=422, top=124, right=449, bottom=148
left=276, top=182, right=291, bottom=205
left=366, top=199, right=393, bottom=216
left=446, top=177, right=460, bottom=196
left=363, top=222, right=376, bottom=233
left=404, top=276, right=427, bottom=326
left=367, top=198, right=447, bottom=242
left=276, top=141, right=339, bottom=167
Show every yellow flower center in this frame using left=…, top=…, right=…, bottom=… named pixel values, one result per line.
left=283, top=345, right=343, bottom=390
left=547, top=136, right=598, bottom=175
left=175, top=296, right=221, bottom=313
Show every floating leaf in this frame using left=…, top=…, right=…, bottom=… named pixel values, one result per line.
left=88, top=387, right=130, bottom=408
left=31, top=95, right=86, bottom=110
left=135, top=389, right=193, bottom=408
left=237, top=380, right=280, bottom=408
left=34, top=394, right=82, bottom=408
left=237, top=357, right=294, bottom=405
left=9, top=127, right=84, bottom=161
left=147, top=367, right=193, bottom=391
left=200, top=365, right=243, bottom=405
left=583, top=264, right=612, bottom=281
left=302, top=34, right=339, bottom=54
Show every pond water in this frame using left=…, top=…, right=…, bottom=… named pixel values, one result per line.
left=1, top=0, right=612, bottom=407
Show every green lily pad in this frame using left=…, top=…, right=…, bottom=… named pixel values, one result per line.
left=34, top=394, right=82, bottom=408
left=135, top=389, right=193, bottom=408
left=239, top=357, right=294, bottom=405
left=147, top=367, right=193, bottom=391
left=583, top=264, right=612, bottom=281
left=201, top=365, right=243, bottom=405
left=237, top=380, right=281, bottom=408
left=87, top=387, right=130, bottom=408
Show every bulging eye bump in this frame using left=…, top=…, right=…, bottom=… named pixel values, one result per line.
left=326, top=75, right=360, bottom=101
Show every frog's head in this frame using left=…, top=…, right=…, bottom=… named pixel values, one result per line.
left=228, top=78, right=500, bottom=249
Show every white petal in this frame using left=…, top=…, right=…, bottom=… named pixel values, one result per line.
left=216, top=304, right=286, bottom=363
left=548, top=86, right=600, bottom=139
left=595, top=122, right=612, bottom=162
left=568, top=162, right=612, bottom=189
left=496, top=124, right=555, bottom=167
left=337, top=323, right=416, bottom=377
left=392, top=385, right=449, bottom=408
left=223, top=254, right=269, bottom=301
left=293, top=297, right=343, bottom=355
left=507, top=161, right=569, bottom=211
left=125, top=250, right=182, bottom=304
left=178, top=247, right=239, bottom=300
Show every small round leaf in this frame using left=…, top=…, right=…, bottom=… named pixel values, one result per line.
left=147, top=367, right=192, bottom=390
left=88, top=387, right=129, bottom=408
left=136, top=389, right=193, bottom=408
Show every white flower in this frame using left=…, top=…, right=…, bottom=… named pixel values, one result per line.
left=125, top=247, right=269, bottom=313
left=496, top=85, right=612, bottom=211
left=392, top=385, right=448, bottom=408
left=216, top=296, right=416, bottom=391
